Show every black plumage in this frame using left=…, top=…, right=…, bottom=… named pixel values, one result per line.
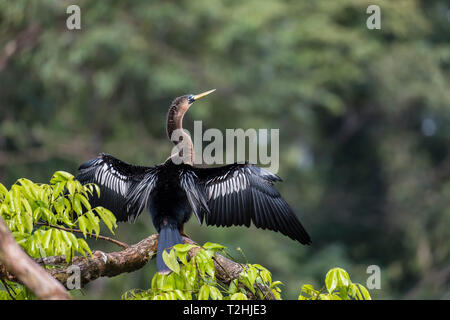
left=76, top=90, right=311, bottom=273
left=192, top=163, right=311, bottom=244
left=76, top=154, right=154, bottom=222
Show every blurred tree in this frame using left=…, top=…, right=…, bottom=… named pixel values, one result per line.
left=0, top=0, right=448, bottom=299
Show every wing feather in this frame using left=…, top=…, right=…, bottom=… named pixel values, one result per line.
left=76, top=153, right=157, bottom=222
left=179, top=167, right=209, bottom=224
left=192, top=163, right=311, bottom=244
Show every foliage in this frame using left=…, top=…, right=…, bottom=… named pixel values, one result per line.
left=122, top=242, right=282, bottom=300
left=121, top=244, right=369, bottom=301
left=0, top=171, right=117, bottom=299
left=298, top=267, right=371, bottom=300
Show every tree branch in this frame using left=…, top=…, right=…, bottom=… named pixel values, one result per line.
left=0, top=233, right=275, bottom=300
left=0, top=217, right=69, bottom=300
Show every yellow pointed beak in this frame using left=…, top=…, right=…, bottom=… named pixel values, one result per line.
left=192, top=89, right=216, bottom=101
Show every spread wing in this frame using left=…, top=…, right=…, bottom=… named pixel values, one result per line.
left=192, top=163, right=311, bottom=244
left=76, top=153, right=157, bottom=222
left=178, top=166, right=210, bottom=224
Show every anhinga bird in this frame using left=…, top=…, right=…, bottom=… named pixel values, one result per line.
left=77, top=90, right=311, bottom=273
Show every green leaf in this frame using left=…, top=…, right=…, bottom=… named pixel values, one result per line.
left=53, top=196, right=65, bottom=215
left=228, top=279, right=238, bottom=295
left=78, top=215, right=88, bottom=237
left=41, top=229, right=53, bottom=250
left=202, top=242, right=226, bottom=251
left=63, top=198, right=72, bottom=214
left=174, top=290, right=186, bottom=300
left=239, top=268, right=256, bottom=294
left=352, top=283, right=372, bottom=300
left=230, top=292, right=247, bottom=300
left=0, top=290, right=13, bottom=300
left=60, top=209, right=75, bottom=227
left=173, top=272, right=187, bottom=290
left=15, top=214, right=24, bottom=233
left=77, top=238, right=92, bottom=257
left=204, top=259, right=215, bottom=278
left=246, top=266, right=257, bottom=287
left=73, top=194, right=83, bottom=216
left=52, top=182, right=66, bottom=201
left=162, top=249, right=180, bottom=274
left=0, top=183, right=8, bottom=197
left=198, top=284, right=210, bottom=300
left=152, top=273, right=175, bottom=291
left=51, top=229, right=62, bottom=255
left=10, top=186, right=21, bottom=213
left=173, top=243, right=197, bottom=253
left=195, top=250, right=213, bottom=278
left=152, top=273, right=167, bottom=291
left=60, top=230, right=73, bottom=248
left=325, top=268, right=350, bottom=294
left=95, top=207, right=116, bottom=234
left=167, top=291, right=177, bottom=300
left=67, top=181, right=76, bottom=196
left=51, top=171, right=74, bottom=184
left=20, top=200, right=33, bottom=233
left=269, top=280, right=283, bottom=291
left=41, top=207, right=57, bottom=225
left=184, top=260, right=198, bottom=287
left=77, top=193, right=91, bottom=211
left=209, top=286, right=223, bottom=300
left=17, top=178, right=38, bottom=200
left=85, top=210, right=100, bottom=236
left=67, top=232, right=79, bottom=250
left=298, top=284, right=319, bottom=300
left=175, top=250, right=189, bottom=266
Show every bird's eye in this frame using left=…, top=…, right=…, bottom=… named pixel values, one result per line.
left=188, top=95, right=195, bottom=104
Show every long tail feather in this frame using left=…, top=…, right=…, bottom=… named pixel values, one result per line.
left=156, top=225, right=183, bottom=273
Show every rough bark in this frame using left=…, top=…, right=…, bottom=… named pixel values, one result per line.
left=0, top=217, right=69, bottom=300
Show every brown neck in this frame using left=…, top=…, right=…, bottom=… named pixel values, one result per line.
left=166, top=105, right=193, bottom=165
left=166, top=105, right=181, bottom=140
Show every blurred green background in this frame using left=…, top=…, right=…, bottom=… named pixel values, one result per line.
left=0, top=0, right=449, bottom=299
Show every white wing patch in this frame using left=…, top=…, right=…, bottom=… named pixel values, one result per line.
left=208, top=170, right=248, bottom=200
left=94, top=162, right=129, bottom=197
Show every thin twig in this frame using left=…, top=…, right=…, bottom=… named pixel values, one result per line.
left=36, top=222, right=129, bottom=249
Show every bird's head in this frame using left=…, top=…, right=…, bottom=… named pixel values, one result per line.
left=187, top=88, right=216, bottom=105
left=167, top=89, right=216, bottom=142
left=170, top=89, right=216, bottom=115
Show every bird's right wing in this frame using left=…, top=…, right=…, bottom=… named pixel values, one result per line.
left=77, top=153, right=158, bottom=222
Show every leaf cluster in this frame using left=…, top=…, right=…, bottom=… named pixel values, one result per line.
left=0, top=171, right=118, bottom=299
left=298, top=267, right=371, bottom=300
left=122, top=242, right=282, bottom=300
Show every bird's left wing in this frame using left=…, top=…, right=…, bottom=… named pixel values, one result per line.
left=77, top=153, right=158, bottom=222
